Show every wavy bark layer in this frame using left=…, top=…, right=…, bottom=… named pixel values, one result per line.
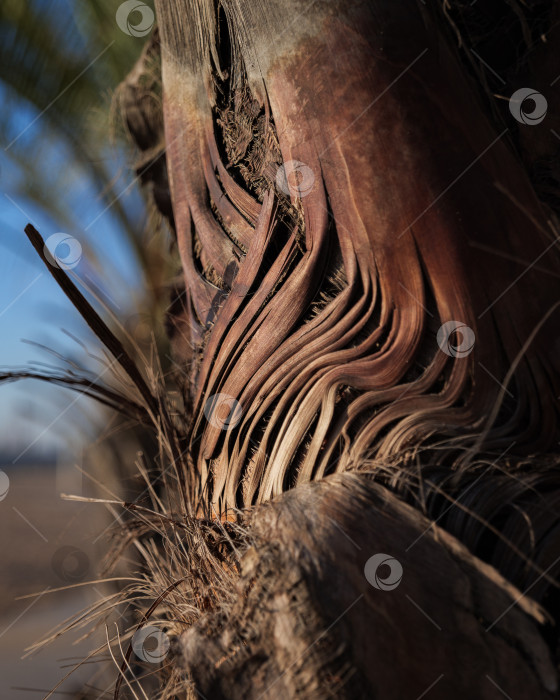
left=91, top=3, right=560, bottom=697
left=153, top=0, right=560, bottom=515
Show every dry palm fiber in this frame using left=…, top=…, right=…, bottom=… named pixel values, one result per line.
left=149, top=0, right=560, bottom=514
left=5, top=0, right=560, bottom=697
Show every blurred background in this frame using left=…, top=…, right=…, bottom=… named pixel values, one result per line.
left=0, top=1, right=168, bottom=696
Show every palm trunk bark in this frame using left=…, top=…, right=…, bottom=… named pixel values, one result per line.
left=115, top=1, right=560, bottom=696
left=174, top=474, right=557, bottom=699
left=155, top=0, right=560, bottom=511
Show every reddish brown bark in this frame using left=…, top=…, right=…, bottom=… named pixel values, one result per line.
left=107, top=1, right=560, bottom=697
left=154, top=0, right=560, bottom=513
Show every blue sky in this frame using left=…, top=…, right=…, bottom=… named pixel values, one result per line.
left=0, top=0, right=158, bottom=463
left=0, top=94, right=147, bottom=459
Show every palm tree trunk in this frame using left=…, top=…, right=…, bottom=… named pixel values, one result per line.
left=154, top=0, right=560, bottom=507
left=116, top=0, right=560, bottom=696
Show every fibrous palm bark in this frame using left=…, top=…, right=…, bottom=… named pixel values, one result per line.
left=112, top=0, right=559, bottom=696
left=19, top=0, right=560, bottom=697
left=153, top=0, right=560, bottom=511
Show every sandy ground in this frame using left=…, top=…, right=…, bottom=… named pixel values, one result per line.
left=0, top=463, right=115, bottom=699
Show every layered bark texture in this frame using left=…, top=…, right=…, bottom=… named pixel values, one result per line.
left=105, top=1, right=560, bottom=697
left=152, top=0, right=560, bottom=513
